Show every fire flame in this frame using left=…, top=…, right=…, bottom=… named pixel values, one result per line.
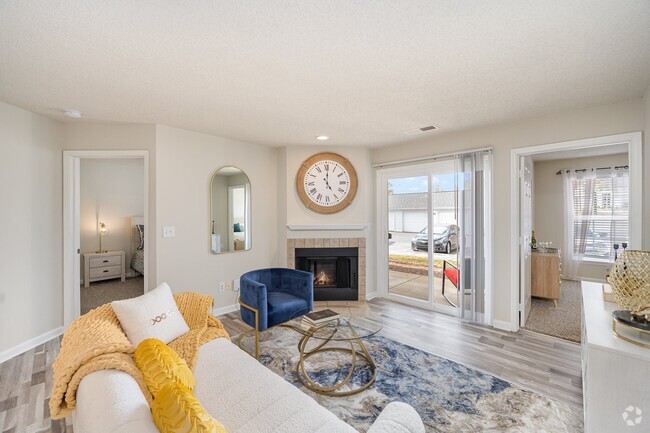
left=314, top=271, right=332, bottom=286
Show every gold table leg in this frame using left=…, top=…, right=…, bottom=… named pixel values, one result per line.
left=296, top=321, right=377, bottom=397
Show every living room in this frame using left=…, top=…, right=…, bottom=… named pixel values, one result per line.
left=1, top=2, right=650, bottom=433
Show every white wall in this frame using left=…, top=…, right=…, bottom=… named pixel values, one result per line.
left=0, top=101, right=63, bottom=355
left=80, top=158, right=144, bottom=280
left=533, top=153, right=628, bottom=281
left=372, top=98, right=646, bottom=325
left=63, top=123, right=157, bottom=287
left=155, top=125, right=280, bottom=309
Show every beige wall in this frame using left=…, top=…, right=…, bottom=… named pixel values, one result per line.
left=645, top=85, right=650, bottom=249
left=155, top=125, right=280, bottom=309
left=280, top=146, right=375, bottom=296
left=533, top=153, right=628, bottom=281
left=63, top=123, right=157, bottom=287
left=0, top=101, right=64, bottom=354
left=372, top=98, right=646, bottom=325
left=79, top=158, right=144, bottom=280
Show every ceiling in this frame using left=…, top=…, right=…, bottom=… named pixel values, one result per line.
left=1, top=1, right=649, bottom=148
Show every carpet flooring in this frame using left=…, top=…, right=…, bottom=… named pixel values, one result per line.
left=80, top=276, right=144, bottom=315
left=257, top=326, right=583, bottom=432
left=524, top=279, right=582, bottom=343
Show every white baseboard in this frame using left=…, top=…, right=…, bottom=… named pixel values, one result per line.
left=492, top=320, right=516, bottom=332
left=365, top=291, right=378, bottom=300
left=0, top=326, right=64, bottom=364
left=213, top=304, right=238, bottom=317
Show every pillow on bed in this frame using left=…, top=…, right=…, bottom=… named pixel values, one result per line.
left=112, top=282, right=189, bottom=346
left=136, top=224, right=145, bottom=250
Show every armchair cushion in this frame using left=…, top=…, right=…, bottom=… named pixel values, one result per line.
left=267, top=292, right=309, bottom=327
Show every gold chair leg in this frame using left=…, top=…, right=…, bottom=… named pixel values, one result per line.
left=237, top=297, right=261, bottom=360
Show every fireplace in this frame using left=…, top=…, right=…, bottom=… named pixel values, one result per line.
left=295, top=247, right=358, bottom=301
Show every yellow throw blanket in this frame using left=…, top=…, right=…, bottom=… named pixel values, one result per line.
left=49, top=292, right=230, bottom=420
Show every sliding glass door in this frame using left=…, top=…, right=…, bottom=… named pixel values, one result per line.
left=380, top=160, right=459, bottom=314
left=377, top=150, right=493, bottom=324
left=387, top=171, right=431, bottom=303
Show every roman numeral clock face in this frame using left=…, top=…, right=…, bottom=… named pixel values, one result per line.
left=297, top=153, right=358, bottom=214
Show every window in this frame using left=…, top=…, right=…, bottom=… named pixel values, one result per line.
left=571, top=169, right=629, bottom=261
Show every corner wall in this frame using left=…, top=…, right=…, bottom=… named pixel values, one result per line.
left=371, top=98, right=646, bottom=326
left=154, top=125, right=280, bottom=309
left=0, top=102, right=64, bottom=355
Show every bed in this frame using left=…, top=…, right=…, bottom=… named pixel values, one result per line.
left=130, top=216, right=145, bottom=276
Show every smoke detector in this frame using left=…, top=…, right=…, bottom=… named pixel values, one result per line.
left=402, top=125, right=437, bottom=136
left=63, top=109, right=82, bottom=118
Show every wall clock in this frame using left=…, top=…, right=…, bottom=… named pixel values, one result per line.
left=296, top=152, right=358, bottom=214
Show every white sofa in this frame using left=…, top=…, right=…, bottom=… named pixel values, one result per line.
left=74, top=338, right=425, bottom=433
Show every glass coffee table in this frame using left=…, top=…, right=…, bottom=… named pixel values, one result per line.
left=286, top=306, right=383, bottom=396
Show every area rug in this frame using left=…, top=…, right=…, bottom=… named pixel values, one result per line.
left=523, top=279, right=582, bottom=343
left=254, top=327, right=583, bottom=433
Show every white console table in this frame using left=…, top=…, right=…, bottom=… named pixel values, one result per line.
left=581, top=281, right=650, bottom=432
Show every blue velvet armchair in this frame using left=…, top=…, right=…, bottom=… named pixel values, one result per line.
left=239, top=268, right=314, bottom=359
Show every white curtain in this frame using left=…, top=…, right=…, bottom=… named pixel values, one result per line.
left=456, top=150, right=493, bottom=325
left=562, top=168, right=596, bottom=280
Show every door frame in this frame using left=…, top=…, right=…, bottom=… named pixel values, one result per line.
left=375, top=160, right=459, bottom=315
left=63, top=150, right=149, bottom=327
left=509, top=132, right=643, bottom=331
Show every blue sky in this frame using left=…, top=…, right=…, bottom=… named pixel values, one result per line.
left=389, top=173, right=456, bottom=194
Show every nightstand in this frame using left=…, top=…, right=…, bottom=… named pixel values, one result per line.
left=83, top=251, right=126, bottom=288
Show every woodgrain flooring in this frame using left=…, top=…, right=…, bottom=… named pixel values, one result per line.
left=0, top=298, right=582, bottom=432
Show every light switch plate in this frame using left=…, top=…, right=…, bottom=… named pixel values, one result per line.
left=162, top=226, right=176, bottom=238
left=225, top=281, right=233, bottom=291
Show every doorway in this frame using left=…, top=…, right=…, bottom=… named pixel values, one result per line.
left=511, top=132, right=643, bottom=335
left=63, top=151, right=149, bottom=326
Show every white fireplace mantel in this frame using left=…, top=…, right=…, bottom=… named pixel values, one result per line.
left=287, top=224, right=367, bottom=231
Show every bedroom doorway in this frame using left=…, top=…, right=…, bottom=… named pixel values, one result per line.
left=63, top=151, right=149, bottom=326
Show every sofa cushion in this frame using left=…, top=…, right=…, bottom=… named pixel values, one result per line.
left=266, top=292, right=309, bottom=327
left=112, top=282, right=190, bottom=346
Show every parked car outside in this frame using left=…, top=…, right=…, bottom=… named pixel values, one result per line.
left=411, top=224, right=459, bottom=254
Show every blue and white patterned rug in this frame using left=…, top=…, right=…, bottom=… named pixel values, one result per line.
left=254, top=326, right=583, bottom=432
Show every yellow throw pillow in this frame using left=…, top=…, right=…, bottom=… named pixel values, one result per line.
left=152, top=382, right=227, bottom=433
left=134, top=338, right=195, bottom=398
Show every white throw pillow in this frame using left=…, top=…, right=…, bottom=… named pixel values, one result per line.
left=112, top=282, right=190, bottom=346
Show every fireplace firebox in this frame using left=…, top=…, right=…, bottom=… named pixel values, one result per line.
left=295, top=247, right=358, bottom=301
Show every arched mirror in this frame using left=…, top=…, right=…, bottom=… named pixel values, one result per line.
left=210, top=166, right=251, bottom=254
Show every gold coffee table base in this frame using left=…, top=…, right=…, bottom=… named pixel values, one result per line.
left=296, top=321, right=377, bottom=397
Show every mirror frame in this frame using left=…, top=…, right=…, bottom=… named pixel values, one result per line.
left=209, top=165, right=252, bottom=254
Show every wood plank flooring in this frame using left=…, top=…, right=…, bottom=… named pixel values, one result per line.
left=0, top=298, right=582, bottom=432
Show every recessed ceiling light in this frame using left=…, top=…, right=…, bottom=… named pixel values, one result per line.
left=63, top=109, right=82, bottom=118
left=316, top=135, right=330, bottom=141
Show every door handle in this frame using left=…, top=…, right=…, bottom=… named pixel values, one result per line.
left=103, top=260, right=109, bottom=263
left=103, top=270, right=109, bottom=273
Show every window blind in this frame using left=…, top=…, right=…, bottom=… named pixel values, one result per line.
left=571, top=170, right=629, bottom=260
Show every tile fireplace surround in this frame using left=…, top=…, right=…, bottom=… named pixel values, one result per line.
left=287, top=237, right=366, bottom=300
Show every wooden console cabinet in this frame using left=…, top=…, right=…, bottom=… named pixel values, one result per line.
left=531, top=251, right=561, bottom=306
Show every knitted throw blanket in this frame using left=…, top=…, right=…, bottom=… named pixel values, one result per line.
left=49, top=292, right=230, bottom=420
